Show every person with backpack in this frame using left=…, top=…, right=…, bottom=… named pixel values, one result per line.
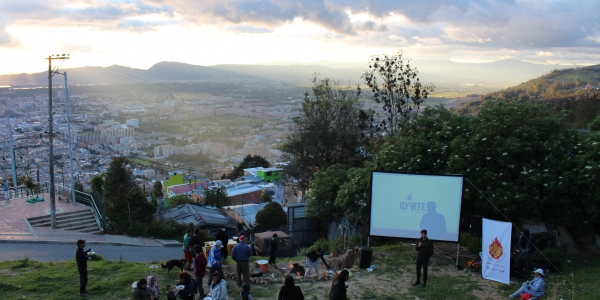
left=176, top=271, right=196, bottom=300
left=208, top=272, right=229, bottom=300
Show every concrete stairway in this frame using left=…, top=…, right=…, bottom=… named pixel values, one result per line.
left=27, top=209, right=101, bottom=234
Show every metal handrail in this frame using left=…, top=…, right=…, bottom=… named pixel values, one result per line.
left=39, top=181, right=104, bottom=233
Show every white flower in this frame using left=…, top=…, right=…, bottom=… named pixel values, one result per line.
left=502, top=182, right=507, bottom=185
left=486, top=157, right=491, bottom=160
left=417, top=159, right=420, bottom=162
left=499, top=173, right=503, bottom=176
left=455, top=155, right=458, bottom=158
left=559, top=176, right=563, bottom=179
left=465, top=155, right=470, bottom=157
left=427, top=149, right=431, bottom=152
left=544, top=183, right=548, bottom=187
left=585, top=166, right=592, bottom=169
left=544, top=169, right=548, bottom=172
left=482, top=138, right=487, bottom=141
left=503, top=152, right=508, bottom=156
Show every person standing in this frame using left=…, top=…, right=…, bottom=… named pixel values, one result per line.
left=75, top=239, right=92, bottom=297
left=193, top=245, right=207, bottom=297
left=517, top=229, right=535, bottom=273
left=189, top=228, right=204, bottom=259
left=182, top=228, right=192, bottom=270
left=215, top=225, right=229, bottom=259
left=2, top=178, right=9, bottom=201
left=208, top=240, right=225, bottom=279
left=413, top=229, right=434, bottom=288
left=231, top=235, right=252, bottom=286
left=329, top=269, right=349, bottom=300
left=305, top=248, right=330, bottom=276
left=268, top=233, right=279, bottom=265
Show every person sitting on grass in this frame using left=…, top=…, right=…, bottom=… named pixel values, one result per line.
left=509, top=268, right=545, bottom=299
left=132, top=278, right=154, bottom=300
left=176, top=271, right=196, bottom=300
left=165, top=284, right=177, bottom=300
left=240, top=282, right=252, bottom=300
left=278, top=275, right=304, bottom=300
left=208, top=272, right=229, bottom=300
left=147, top=276, right=160, bottom=300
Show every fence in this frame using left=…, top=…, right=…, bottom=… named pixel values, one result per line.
left=33, top=182, right=104, bottom=233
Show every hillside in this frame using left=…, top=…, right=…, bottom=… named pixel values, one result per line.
left=454, top=64, right=600, bottom=126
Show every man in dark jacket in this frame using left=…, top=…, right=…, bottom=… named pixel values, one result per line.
left=215, top=225, right=229, bottom=259
left=413, top=229, right=434, bottom=288
left=75, top=239, right=92, bottom=297
left=268, top=233, right=278, bottom=265
left=306, top=247, right=330, bottom=275
left=189, top=228, right=205, bottom=259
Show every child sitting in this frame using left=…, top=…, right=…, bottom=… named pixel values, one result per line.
left=166, top=284, right=177, bottom=300
left=240, top=282, right=252, bottom=300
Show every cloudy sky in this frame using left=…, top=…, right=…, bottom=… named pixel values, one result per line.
left=1, top=0, right=599, bottom=74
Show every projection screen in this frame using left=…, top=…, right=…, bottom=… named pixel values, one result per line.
left=370, top=171, right=464, bottom=242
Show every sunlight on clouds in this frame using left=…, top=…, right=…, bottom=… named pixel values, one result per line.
left=443, top=27, right=487, bottom=43
left=536, top=51, right=553, bottom=57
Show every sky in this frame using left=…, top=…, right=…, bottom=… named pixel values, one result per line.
left=1, top=0, right=599, bottom=75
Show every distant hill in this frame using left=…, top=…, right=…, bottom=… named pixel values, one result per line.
left=0, top=59, right=578, bottom=88
left=454, top=64, right=600, bottom=127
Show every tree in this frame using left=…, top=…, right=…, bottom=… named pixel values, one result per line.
left=361, top=51, right=434, bottom=136
left=335, top=167, right=372, bottom=235
left=255, top=202, right=287, bottom=230
left=589, top=114, right=600, bottom=132
left=224, top=155, right=270, bottom=180
left=261, top=190, right=272, bottom=203
left=376, top=102, right=583, bottom=228
left=168, top=194, right=193, bottom=208
left=305, top=164, right=349, bottom=221
left=203, top=186, right=231, bottom=207
left=280, top=76, right=366, bottom=192
left=574, top=98, right=600, bottom=128
left=153, top=181, right=164, bottom=199
left=103, top=156, right=156, bottom=232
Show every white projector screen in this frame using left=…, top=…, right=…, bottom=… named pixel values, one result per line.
left=370, top=172, right=464, bottom=242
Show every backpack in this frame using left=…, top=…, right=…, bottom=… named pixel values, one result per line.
left=189, top=278, right=198, bottom=295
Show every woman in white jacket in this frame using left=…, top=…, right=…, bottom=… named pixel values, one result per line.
left=209, top=272, right=229, bottom=300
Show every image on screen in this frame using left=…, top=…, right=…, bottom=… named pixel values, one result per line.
left=369, top=172, right=464, bottom=242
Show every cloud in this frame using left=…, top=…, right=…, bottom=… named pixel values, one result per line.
left=230, top=25, right=271, bottom=34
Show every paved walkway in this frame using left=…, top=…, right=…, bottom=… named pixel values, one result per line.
left=0, top=195, right=176, bottom=247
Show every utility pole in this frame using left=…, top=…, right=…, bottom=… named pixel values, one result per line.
left=58, top=71, right=76, bottom=205
left=8, top=118, right=18, bottom=198
left=46, top=54, right=69, bottom=229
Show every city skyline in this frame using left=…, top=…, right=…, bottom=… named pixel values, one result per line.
left=1, top=0, right=599, bottom=75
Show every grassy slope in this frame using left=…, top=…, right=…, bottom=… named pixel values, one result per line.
left=0, top=245, right=599, bottom=300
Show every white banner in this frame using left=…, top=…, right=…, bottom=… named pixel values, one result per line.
left=481, top=218, right=511, bottom=284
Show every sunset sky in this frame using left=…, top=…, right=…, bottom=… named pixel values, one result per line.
left=1, top=0, right=599, bottom=74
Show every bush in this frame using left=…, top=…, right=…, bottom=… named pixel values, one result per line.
left=126, top=221, right=147, bottom=237
left=460, top=231, right=481, bottom=255
left=148, top=221, right=179, bottom=239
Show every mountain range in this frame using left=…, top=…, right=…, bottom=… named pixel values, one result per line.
left=0, top=60, right=580, bottom=87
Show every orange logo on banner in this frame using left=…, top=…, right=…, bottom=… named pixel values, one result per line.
left=488, top=237, right=503, bottom=259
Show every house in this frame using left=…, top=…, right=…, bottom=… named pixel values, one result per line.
left=223, top=202, right=269, bottom=230
left=159, top=203, right=237, bottom=237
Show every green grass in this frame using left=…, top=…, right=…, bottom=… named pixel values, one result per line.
left=2, top=245, right=600, bottom=299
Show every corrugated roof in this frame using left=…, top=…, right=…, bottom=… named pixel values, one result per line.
left=224, top=202, right=269, bottom=228
left=159, top=204, right=236, bottom=228
left=226, top=184, right=263, bottom=197
left=169, top=182, right=206, bottom=195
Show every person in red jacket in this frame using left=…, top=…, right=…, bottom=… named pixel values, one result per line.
left=193, top=245, right=207, bottom=297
